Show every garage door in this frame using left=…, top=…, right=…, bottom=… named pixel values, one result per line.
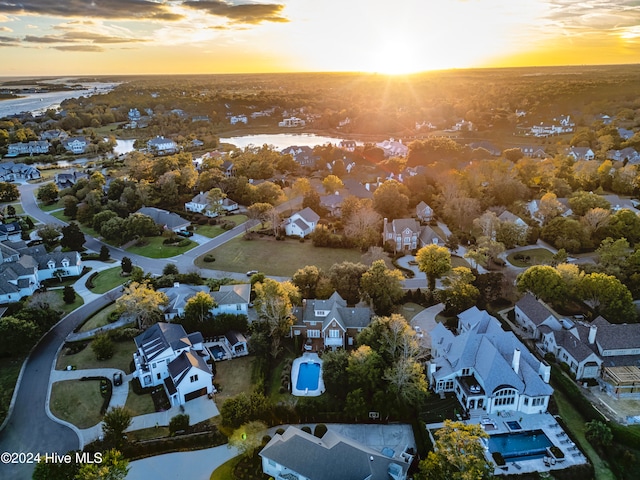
left=184, top=387, right=207, bottom=402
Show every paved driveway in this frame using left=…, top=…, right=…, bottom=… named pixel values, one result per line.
left=410, top=303, right=444, bottom=348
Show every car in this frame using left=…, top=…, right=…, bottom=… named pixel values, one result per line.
left=113, top=372, right=123, bottom=386
left=246, top=270, right=259, bottom=277
left=177, top=230, right=193, bottom=237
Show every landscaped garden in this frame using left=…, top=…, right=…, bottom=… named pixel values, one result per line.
left=126, top=236, right=197, bottom=258
left=195, top=236, right=363, bottom=277
left=56, top=338, right=136, bottom=372
left=507, top=248, right=555, bottom=267
left=54, top=288, right=85, bottom=314
left=86, top=267, right=129, bottom=294
left=49, top=379, right=104, bottom=428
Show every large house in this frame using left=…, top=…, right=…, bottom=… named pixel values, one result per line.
left=136, top=207, right=190, bottom=232
left=62, top=137, right=88, bottom=155
left=283, top=207, right=320, bottom=238
left=133, top=322, right=214, bottom=406
left=6, top=141, right=51, bottom=157
left=607, top=147, right=640, bottom=164
left=514, top=294, right=563, bottom=338
left=159, top=283, right=211, bottom=320
left=291, top=292, right=373, bottom=350
left=0, top=162, right=41, bottom=181
left=184, top=192, right=238, bottom=217
left=147, top=136, right=177, bottom=155
left=568, top=147, right=595, bottom=161
left=278, top=117, right=305, bottom=127
left=376, top=138, right=408, bottom=157
left=383, top=218, right=444, bottom=253
left=0, top=222, right=22, bottom=241
left=415, top=201, right=433, bottom=223
left=280, top=146, right=319, bottom=168
left=211, top=284, right=251, bottom=316
left=260, top=426, right=408, bottom=480
left=428, top=308, right=553, bottom=416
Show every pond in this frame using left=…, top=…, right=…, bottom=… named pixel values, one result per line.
left=219, top=133, right=360, bottom=150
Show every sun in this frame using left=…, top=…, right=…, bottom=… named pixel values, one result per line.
left=364, top=38, right=430, bottom=75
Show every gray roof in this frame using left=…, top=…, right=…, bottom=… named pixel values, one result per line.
left=259, top=426, right=407, bottom=480
left=342, top=179, right=373, bottom=199
left=224, top=330, right=247, bottom=347
left=212, top=284, right=250, bottom=305
left=0, top=222, right=22, bottom=236
left=515, top=294, right=556, bottom=326
left=136, top=207, right=190, bottom=230
left=591, top=316, right=640, bottom=353
left=134, top=322, right=200, bottom=362
left=552, top=328, right=597, bottom=363
left=418, top=226, right=443, bottom=246
left=159, top=284, right=210, bottom=316
left=498, top=210, right=524, bottom=224
left=167, top=350, right=211, bottom=386
left=296, top=207, right=320, bottom=224
left=292, top=291, right=372, bottom=330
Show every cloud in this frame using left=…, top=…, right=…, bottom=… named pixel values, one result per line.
left=182, top=1, right=288, bottom=24
left=0, top=34, right=18, bottom=46
left=542, top=0, right=640, bottom=32
left=53, top=44, right=104, bottom=52
left=24, top=31, right=147, bottom=45
left=0, top=0, right=184, bottom=21
left=0, top=25, right=11, bottom=31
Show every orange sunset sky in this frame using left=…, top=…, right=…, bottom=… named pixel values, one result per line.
left=0, top=0, right=639, bottom=76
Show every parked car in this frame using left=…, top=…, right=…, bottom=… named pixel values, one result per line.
left=177, top=230, right=193, bottom=237
left=113, top=372, right=123, bottom=386
left=246, top=270, right=259, bottom=277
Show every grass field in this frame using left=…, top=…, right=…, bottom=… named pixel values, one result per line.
left=450, top=255, right=471, bottom=269
left=50, top=380, right=103, bottom=428
left=398, top=302, right=426, bottom=322
left=38, top=199, right=62, bottom=212
left=196, top=236, right=363, bottom=277
left=214, top=356, right=254, bottom=403
left=507, top=248, right=555, bottom=268
left=54, top=289, right=85, bottom=314
left=56, top=340, right=136, bottom=372
left=124, top=383, right=155, bottom=417
left=2, top=202, right=25, bottom=215
left=194, top=214, right=248, bottom=238
left=78, top=303, right=119, bottom=333
left=126, top=236, right=197, bottom=258
left=89, top=267, right=129, bottom=294
left=0, top=357, right=24, bottom=426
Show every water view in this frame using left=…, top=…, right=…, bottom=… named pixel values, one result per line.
left=220, top=133, right=359, bottom=150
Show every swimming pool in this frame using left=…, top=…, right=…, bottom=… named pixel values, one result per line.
left=210, top=345, right=225, bottom=360
left=506, top=420, right=522, bottom=431
left=488, top=429, right=553, bottom=462
left=296, top=362, right=320, bottom=390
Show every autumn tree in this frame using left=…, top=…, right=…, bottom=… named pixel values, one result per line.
left=536, top=191, right=564, bottom=224
left=37, top=182, right=58, bottom=205
left=254, top=279, right=300, bottom=356
left=343, top=199, right=382, bottom=251
left=373, top=180, right=409, bottom=219
left=416, top=244, right=451, bottom=291
left=322, top=174, right=344, bottom=194
left=0, top=182, right=19, bottom=202
left=116, top=281, right=168, bottom=329
left=360, top=260, right=404, bottom=315
left=184, top=291, right=215, bottom=323
left=441, top=267, right=479, bottom=314
left=292, top=265, right=322, bottom=298
left=247, top=202, right=274, bottom=228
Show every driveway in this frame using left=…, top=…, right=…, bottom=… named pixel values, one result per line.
left=410, top=303, right=444, bottom=348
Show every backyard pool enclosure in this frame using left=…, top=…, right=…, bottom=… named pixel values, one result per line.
left=291, top=353, right=325, bottom=396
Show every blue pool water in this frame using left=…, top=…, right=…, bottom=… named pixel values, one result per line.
left=506, top=421, right=522, bottom=430
left=296, top=362, right=320, bottom=391
left=211, top=345, right=225, bottom=360
left=488, top=430, right=552, bottom=462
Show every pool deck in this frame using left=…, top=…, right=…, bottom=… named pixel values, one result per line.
left=291, top=352, right=325, bottom=397
left=427, top=412, right=588, bottom=475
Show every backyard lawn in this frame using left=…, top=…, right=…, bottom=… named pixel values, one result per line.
left=507, top=248, right=555, bottom=268
left=56, top=339, right=136, bottom=372
left=88, top=267, right=129, bottom=294
left=214, top=356, right=254, bottom=403
left=196, top=236, right=363, bottom=277
left=37, top=198, right=63, bottom=212
left=50, top=380, right=103, bottom=428
left=2, top=202, right=25, bottom=215
left=78, top=303, right=120, bottom=333
left=55, top=289, right=85, bottom=314
left=194, top=214, right=248, bottom=238
left=126, top=236, right=197, bottom=258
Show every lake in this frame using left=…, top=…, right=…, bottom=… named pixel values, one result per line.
left=0, top=82, right=118, bottom=118
left=219, top=133, right=359, bottom=150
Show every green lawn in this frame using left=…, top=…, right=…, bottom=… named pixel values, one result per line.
left=554, top=391, right=616, bottom=480
left=214, top=356, right=255, bottom=404
left=49, top=210, right=103, bottom=237
left=398, top=302, right=426, bottom=322
left=50, top=380, right=104, bottom=428
left=78, top=303, right=119, bottom=333
left=2, top=202, right=25, bottom=215
left=37, top=199, right=63, bottom=212
left=194, top=215, right=248, bottom=238
left=89, top=267, right=129, bottom=294
left=507, top=248, right=555, bottom=268
left=57, top=339, right=136, bottom=372
left=196, top=236, right=364, bottom=277
left=124, top=383, right=155, bottom=416
left=126, top=236, right=197, bottom=258
left=450, top=255, right=471, bottom=269
left=54, top=289, right=85, bottom=314
left=210, top=456, right=242, bottom=480
left=0, top=357, right=24, bottom=426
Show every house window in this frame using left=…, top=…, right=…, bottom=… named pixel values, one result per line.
left=293, top=330, right=301, bottom=336
left=190, top=374, right=198, bottom=383
left=236, top=304, right=242, bottom=311
left=157, top=373, right=161, bottom=380
left=462, top=368, right=470, bottom=376
left=308, top=330, right=320, bottom=338
left=329, top=329, right=340, bottom=338
left=524, top=397, right=529, bottom=406
left=268, top=459, right=276, bottom=467
left=532, top=397, right=544, bottom=406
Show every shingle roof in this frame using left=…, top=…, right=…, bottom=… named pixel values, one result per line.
left=134, top=322, right=194, bottom=361
left=296, top=207, right=320, bottom=224
left=212, top=284, right=250, bottom=305
left=292, top=291, right=372, bottom=331
left=136, top=207, right=190, bottom=230
left=515, top=294, right=556, bottom=326
left=167, top=350, right=211, bottom=386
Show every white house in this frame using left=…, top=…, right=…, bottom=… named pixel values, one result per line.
left=6, top=141, right=51, bottom=157
left=376, top=138, right=409, bottom=157
left=260, top=426, right=408, bottom=480
left=514, top=294, right=563, bottom=339
left=284, top=207, right=320, bottom=238
left=229, top=115, right=248, bottom=125
left=147, top=136, right=177, bottom=155
left=136, top=207, right=190, bottom=232
left=158, top=283, right=211, bottom=320
left=184, top=192, right=238, bottom=217
left=568, top=147, right=595, bottom=161
left=62, top=137, right=88, bottom=154
left=279, top=117, right=305, bottom=127
left=133, top=322, right=214, bottom=406
left=223, top=330, right=248, bottom=357
left=211, top=284, right=251, bottom=316
left=428, top=308, right=553, bottom=416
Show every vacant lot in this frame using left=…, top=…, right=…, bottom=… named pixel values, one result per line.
left=50, top=380, right=103, bottom=428
left=57, top=339, right=136, bottom=372
left=194, top=214, right=248, bottom=238
left=214, top=356, right=254, bottom=403
left=196, top=236, right=363, bottom=276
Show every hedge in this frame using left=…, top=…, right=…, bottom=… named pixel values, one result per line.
left=121, top=430, right=227, bottom=460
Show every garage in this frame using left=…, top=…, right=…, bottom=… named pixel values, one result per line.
left=184, top=387, right=208, bottom=402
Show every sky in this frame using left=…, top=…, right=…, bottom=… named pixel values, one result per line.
left=0, top=0, right=639, bottom=76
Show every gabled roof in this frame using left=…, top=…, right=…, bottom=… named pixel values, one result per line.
left=418, top=226, right=443, bottom=246
left=134, top=322, right=197, bottom=361
left=224, top=330, right=247, bottom=347
left=590, top=316, right=640, bottom=352
left=136, top=207, right=190, bottom=230
left=159, top=284, right=210, bottom=316
left=293, top=291, right=372, bottom=331
left=515, top=294, right=556, bottom=326
left=498, top=210, right=525, bottom=224
left=416, top=201, right=432, bottom=213
left=296, top=207, right=320, bottom=224
left=212, top=283, right=250, bottom=305
left=167, top=350, right=211, bottom=386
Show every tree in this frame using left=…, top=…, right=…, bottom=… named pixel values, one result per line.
left=37, top=224, right=61, bottom=248
left=373, top=180, right=409, bottom=219
left=121, top=257, right=133, bottom=275
left=92, top=333, right=114, bottom=360
left=75, top=449, right=129, bottom=480
left=247, top=202, right=274, bottom=228
left=168, top=413, right=190, bottom=435
left=0, top=182, right=19, bottom=202
left=606, top=209, right=640, bottom=246
left=441, top=267, right=480, bottom=314
left=206, top=187, right=226, bottom=217
left=541, top=217, right=589, bottom=253
left=536, top=192, right=564, bottom=224
left=60, top=222, right=86, bottom=251
left=102, top=407, right=132, bottom=449
left=183, top=290, right=215, bottom=323
left=322, top=174, right=344, bottom=193
left=516, top=265, right=565, bottom=302
left=321, top=348, right=350, bottom=398
left=290, top=177, right=312, bottom=199
left=99, top=245, right=111, bottom=261
left=464, top=245, right=489, bottom=269
left=33, top=455, right=80, bottom=480
left=585, top=420, right=613, bottom=449
left=63, top=285, right=76, bottom=304
left=124, top=213, right=159, bottom=239
left=581, top=207, right=611, bottom=235
left=302, top=189, right=322, bottom=213
left=254, top=279, right=300, bottom=356
left=328, top=261, right=367, bottom=305
left=229, top=421, right=268, bottom=457
left=292, top=265, right=322, bottom=299
left=0, top=316, right=39, bottom=356
left=62, top=195, right=79, bottom=218
left=416, top=244, right=451, bottom=291
left=343, top=201, right=382, bottom=251
left=415, top=420, right=492, bottom=480
left=37, top=182, right=59, bottom=205
left=578, top=273, right=636, bottom=323
left=116, top=281, right=169, bottom=329
left=496, top=221, right=527, bottom=249
left=569, top=191, right=611, bottom=216
left=360, top=260, right=404, bottom=315
left=477, top=236, right=505, bottom=264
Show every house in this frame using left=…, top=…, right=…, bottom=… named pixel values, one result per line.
left=184, top=192, right=238, bottom=217
left=26, top=247, right=83, bottom=281
left=291, top=292, right=373, bottom=350
left=133, top=322, right=213, bottom=406
left=451, top=119, right=474, bottom=131
left=383, top=218, right=420, bottom=252
left=281, top=146, right=319, bottom=168
left=339, top=140, right=357, bottom=151
left=415, top=201, right=433, bottom=223
left=498, top=210, right=528, bottom=229
left=618, top=128, right=634, bottom=140
left=62, top=137, right=88, bottom=155
left=158, top=283, right=211, bottom=320
left=211, top=284, right=251, bottom=316
left=192, top=115, right=210, bottom=123
left=520, top=146, right=546, bottom=158
left=136, top=207, right=190, bottom=232
left=229, top=115, right=248, bottom=125
left=600, top=195, right=640, bottom=214
left=54, top=170, right=89, bottom=189
left=278, top=117, right=305, bottom=127
left=147, top=136, right=177, bottom=155
left=128, top=108, right=141, bottom=122
left=538, top=325, right=603, bottom=382
left=607, top=147, right=640, bottom=164
left=223, top=330, right=248, bottom=357
left=6, top=141, right=51, bottom=157
left=319, top=194, right=344, bottom=217
left=221, top=160, right=236, bottom=177
left=514, top=294, right=563, bottom=338
left=376, top=138, right=409, bottom=157
left=0, top=162, right=41, bottom=181
left=284, top=207, right=320, bottom=238
left=568, top=147, right=595, bottom=161
left=418, top=226, right=444, bottom=246
left=428, top=308, right=553, bottom=416
left=0, top=222, right=22, bottom=241
left=40, top=129, right=68, bottom=141
left=260, top=426, right=408, bottom=480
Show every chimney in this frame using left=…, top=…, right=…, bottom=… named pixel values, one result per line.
left=512, top=348, right=521, bottom=374
left=173, top=282, right=180, bottom=288
left=539, top=362, right=551, bottom=383
left=588, top=325, right=597, bottom=344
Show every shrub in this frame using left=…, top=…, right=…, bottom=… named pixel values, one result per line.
left=208, top=218, right=217, bottom=225
left=492, top=451, right=505, bottom=466
left=275, top=428, right=285, bottom=436
left=301, top=426, right=312, bottom=434
left=91, top=333, right=114, bottom=360
left=314, top=424, right=328, bottom=438
left=108, top=327, right=141, bottom=342
left=169, top=413, right=190, bottom=435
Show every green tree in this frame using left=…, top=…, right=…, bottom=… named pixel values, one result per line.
left=92, top=209, right=119, bottom=234
left=373, top=180, right=409, bottom=219
left=60, top=222, right=86, bottom=251
left=91, top=333, right=114, bottom=360
left=441, top=267, right=480, bottom=314
left=292, top=265, right=322, bottom=299
left=0, top=182, right=19, bottom=202
left=585, top=420, right=613, bottom=449
left=516, top=265, right=565, bottom=302
left=63, top=285, right=76, bottom=304
left=541, top=216, right=589, bottom=253
left=206, top=187, right=227, bottom=217
left=183, top=290, right=215, bottom=323
left=32, top=455, right=80, bottom=480
left=321, top=348, right=350, bottom=398
left=75, top=449, right=129, bottom=480
left=254, top=279, right=300, bottom=357
left=99, top=245, right=110, bottom=261
left=102, top=407, right=132, bottom=449
left=360, top=260, right=404, bottom=315
left=37, top=224, right=61, bottom=248
left=416, top=420, right=492, bottom=480
left=0, top=316, right=39, bottom=356
left=121, top=257, right=133, bottom=275
left=416, top=244, right=451, bottom=292
left=124, top=213, right=159, bottom=239
left=229, top=421, right=268, bottom=457
left=578, top=273, right=636, bottom=323
left=116, top=281, right=169, bottom=329
left=606, top=209, right=640, bottom=246
left=569, top=191, right=611, bottom=216
left=37, top=182, right=59, bottom=205
left=328, top=261, right=367, bottom=305
left=168, top=413, right=190, bottom=435
left=62, top=195, right=79, bottom=218
left=496, top=221, right=527, bottom=249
